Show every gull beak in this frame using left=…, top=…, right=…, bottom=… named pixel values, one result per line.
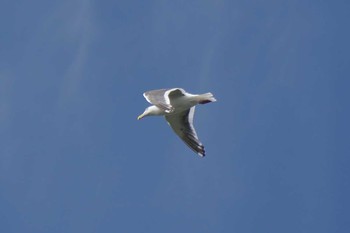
left=137, top=113, right=144, bottom=120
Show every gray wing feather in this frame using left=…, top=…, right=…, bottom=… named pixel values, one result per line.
left=165, top=107, right=205, bottom=157
left=166, top=88, right=186, bottom=102
left=143, top=89, right=173, bottom=112
left=144, top=88, right=186, bottom=112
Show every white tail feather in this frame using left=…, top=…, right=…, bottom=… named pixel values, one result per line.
left=198, top=92, right=217, bottom=104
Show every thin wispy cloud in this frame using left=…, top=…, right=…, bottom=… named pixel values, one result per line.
left=0, top=74, right=12, bottom=128
left=0, top=73, right=13, bottom=175
left=57, top=0, right=95, bottom=104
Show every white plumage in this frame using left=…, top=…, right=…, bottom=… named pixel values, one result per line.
left=137, top=88, right=216, bottom=157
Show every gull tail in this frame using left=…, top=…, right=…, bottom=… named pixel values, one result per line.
left=197, top=92, right=217, bottom=104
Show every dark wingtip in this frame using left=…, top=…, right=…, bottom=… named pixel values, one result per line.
left=199, top=100, right=212, bottom=104
left=198, top=147, right=205, bottom=157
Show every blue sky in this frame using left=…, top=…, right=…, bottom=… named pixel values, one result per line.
left=1, top=0, right=349, bottom=232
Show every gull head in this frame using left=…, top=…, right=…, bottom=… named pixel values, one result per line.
left=137, top=106, right=164, bottom=120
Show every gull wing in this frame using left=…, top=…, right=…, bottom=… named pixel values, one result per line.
left=143, top=88, right=186, bottom=113
left=165, top=88, right=186, bottom=103
left=143, top=89, right=173, bottom=112
left=165, top=107, right=205, bottom=157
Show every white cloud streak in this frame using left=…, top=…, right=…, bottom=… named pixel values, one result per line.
left=57, top=0, right=95, bottom=105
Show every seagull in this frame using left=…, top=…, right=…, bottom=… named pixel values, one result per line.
left=137, top=88, right=216, bottom=157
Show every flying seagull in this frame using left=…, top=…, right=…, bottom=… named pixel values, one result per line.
left=137, top=88, right=216, bottom=157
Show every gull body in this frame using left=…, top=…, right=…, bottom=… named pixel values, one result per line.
left=138, top=88, right=216, bottom=157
